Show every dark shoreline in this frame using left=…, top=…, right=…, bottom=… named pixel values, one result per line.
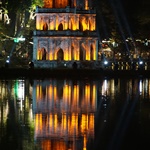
left=0, top=68, right=150, bottom=79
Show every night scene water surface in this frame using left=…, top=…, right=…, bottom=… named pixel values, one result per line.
left=0, top=77, right=150, bottom=150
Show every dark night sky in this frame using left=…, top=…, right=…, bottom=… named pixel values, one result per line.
left=95, top=0, right=150, bottom=38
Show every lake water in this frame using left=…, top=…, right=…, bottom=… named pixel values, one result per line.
left=0, top=77, right=150, bottom=150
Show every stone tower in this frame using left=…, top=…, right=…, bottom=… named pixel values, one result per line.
left=33, top=0, right=99, bottom=68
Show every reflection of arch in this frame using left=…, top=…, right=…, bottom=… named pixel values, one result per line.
left=57, top=48, right=64, bottom=60
left=90, top=45, right=94, bottom=60
left=57, top=84, right=63, bottom=100
left=79, top=21, right=83, bottom=31
left=42, top=86, right=46, bottom=99
left=41, top=48, right=47, bottom=60
left=43, top=23, right=48, bottom=31
left=58, top=23, right=63, bottom=31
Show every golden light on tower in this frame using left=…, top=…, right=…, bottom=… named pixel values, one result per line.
left=43, top=0, right=69, bottom=8
left=33, top=0, right=98, bottom=68
left=43, top=0, right=53, bottom=8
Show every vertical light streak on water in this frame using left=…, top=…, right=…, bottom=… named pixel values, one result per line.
left=139, top=79, right=143, bottom=94
left=94, top=79, right=111, bottom=149
left=108, top=80, right=140, bottom=150
left=104, top=79, right=107, bottom=92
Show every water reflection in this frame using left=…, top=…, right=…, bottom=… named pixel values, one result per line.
left=0, top=77, right=150, bottom=149
left=33, top=80, right=96, bottom=150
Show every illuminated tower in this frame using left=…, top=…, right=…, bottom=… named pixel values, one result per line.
left=33, top=0, right=98, bottom=68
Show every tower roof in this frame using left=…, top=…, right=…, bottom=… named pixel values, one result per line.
left=43, top=0, right=69, bottom=8
left=43, top=0, right=94, bottom=10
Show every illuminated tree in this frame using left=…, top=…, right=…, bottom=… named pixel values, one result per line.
left=32, top=0, right=44, bottom=8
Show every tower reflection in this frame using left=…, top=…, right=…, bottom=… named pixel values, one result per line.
left=1, top=77, right=150, bottom=149
left=33, top=79, right=97, bottom=150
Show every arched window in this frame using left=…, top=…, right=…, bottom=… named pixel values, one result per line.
left=57, top=48, right=64, bottom=60
left=90, top=45, right=94, bottom=60
left=58, top=23, right=63, bottom=31
left=43, top=23, right=48, bottom=31
left=79, top=21, right=83, bottom=31
left=89, top=21, right=92, bottom=31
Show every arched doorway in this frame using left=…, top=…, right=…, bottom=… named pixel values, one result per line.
left=71, top=21, right=73, bottom=30
left=80, top=47, right=84, bottom=60
left=57, top=48, right=64, bottom=61
left=58, top=23, right=63, bottom=31
left=41, top=48, right=47, bottom=60
left=71, top=45, right=74, bottom=60
left=43, top=23, right=48, bottom=31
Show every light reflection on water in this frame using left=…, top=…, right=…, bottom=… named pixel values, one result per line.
left=0, top=78, right=150, bottom=150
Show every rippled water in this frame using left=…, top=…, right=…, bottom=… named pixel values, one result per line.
left=0, top=77, right=150, bottom=150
